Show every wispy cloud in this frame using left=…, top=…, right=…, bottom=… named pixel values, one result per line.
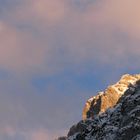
left=1, top=0, right=140, bottom=73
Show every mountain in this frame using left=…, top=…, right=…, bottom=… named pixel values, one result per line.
left=82, top=74, right=140, bottom=120
left=57, top=74, right=140, bottom=140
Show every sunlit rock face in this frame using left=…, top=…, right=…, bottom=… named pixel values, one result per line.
left=58, top=74, right=140, bottom=140
left=67, top=74, right=140, bottom=140
left=82, top=74, right=140, bottom=120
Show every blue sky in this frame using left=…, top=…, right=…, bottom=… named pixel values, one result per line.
left=0, top=0, right=140, bottom=139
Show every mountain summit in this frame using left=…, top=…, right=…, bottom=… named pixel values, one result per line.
left=57, top=74, right=140, bottom=140
left=82, top=74, right=140, bottom=120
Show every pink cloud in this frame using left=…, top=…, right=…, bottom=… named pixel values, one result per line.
left=13, top=0, right=69, bottom=26
left=0, top=21, right=47, bottom=73
left=84, top=0, right=140, bottom=39
left=0, top=125, right=16, bottom=136
left=56, top=0, right=140, bottom=64
left=29, top=129, right=48, bottom=140
left=9, top=0, right=140, bottom=41
left=29, top=129, right=67, bottom=140
left=1, top=0, right=140, bottom=73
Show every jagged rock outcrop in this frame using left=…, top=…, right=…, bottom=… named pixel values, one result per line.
left=82, top=74, right=140, bottom=120
left=67, top=75, right=140, bottom=140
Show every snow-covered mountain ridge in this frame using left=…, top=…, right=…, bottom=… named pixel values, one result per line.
left=57, top=74, right=140, bottom=140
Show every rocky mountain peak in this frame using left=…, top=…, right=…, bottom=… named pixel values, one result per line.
left=57, top=74, right=140, bottom=140
left=82, top=74, right=140, bottom=120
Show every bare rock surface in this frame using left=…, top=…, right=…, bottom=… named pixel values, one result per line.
left=82, top=74, right=140, bottom=120
left=57, top=74, right=140, bottom=140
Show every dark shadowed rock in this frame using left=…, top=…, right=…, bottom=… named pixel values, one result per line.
left=56, top=136, right=67, bottom=140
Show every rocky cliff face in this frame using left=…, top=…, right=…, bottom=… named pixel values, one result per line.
left=82, top=74, right=140, bottom=120
left=57, top=74, right=140, bottom=140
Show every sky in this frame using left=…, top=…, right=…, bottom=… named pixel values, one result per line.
left=0, top=0, right=140, bottom=139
